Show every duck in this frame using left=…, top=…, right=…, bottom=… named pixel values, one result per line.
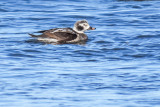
left=29, top=20, right=96, bottom=44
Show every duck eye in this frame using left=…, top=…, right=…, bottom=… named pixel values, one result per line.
left=83, top=24, right=87, bottom=26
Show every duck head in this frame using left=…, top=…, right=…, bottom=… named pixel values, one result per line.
left=73, top=20, right=96, bottom=33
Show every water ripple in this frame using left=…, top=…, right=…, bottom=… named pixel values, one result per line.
left=1, top=0, right=160, bottom=107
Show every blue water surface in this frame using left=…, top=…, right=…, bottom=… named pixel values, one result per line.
left=1, top=0, right=160, bottom=107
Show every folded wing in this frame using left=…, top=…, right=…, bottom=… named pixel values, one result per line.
left=33, top=28, right=78, bottom=42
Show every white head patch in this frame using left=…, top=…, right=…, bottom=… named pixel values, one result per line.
left=73, top=20, right=90, bottom=33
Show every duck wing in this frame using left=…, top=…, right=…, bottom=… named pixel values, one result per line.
left=37, top=28, right=77, bottom=41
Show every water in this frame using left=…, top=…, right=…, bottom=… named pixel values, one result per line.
left=1, top=0, right=160, bottom=106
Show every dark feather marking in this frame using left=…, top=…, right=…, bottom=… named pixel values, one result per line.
left=79, top=20, right=87, bottom=24
left=77, top=26, right=84, bottom=31
left=54, top=32, right=77, bottom=41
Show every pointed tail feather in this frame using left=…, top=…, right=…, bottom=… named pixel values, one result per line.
left=28, top=33, right=39, bottom=37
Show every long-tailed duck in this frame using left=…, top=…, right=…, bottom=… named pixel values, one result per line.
left=29, top=20, right=96, bottom=44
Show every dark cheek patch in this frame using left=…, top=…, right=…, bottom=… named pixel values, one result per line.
left=77, top=26, right=84, bottom=31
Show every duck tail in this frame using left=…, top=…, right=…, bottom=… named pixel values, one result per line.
left=28, top=33, right=39, bottom=37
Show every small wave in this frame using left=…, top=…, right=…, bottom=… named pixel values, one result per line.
left=0, top=9, right=8, bottom=12
left=124, top=53, right=153, bottom=58
left=135, top=34, right=160, bottom=39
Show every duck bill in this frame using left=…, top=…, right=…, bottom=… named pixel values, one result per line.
left=88, top=26, right=96, bottom=30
